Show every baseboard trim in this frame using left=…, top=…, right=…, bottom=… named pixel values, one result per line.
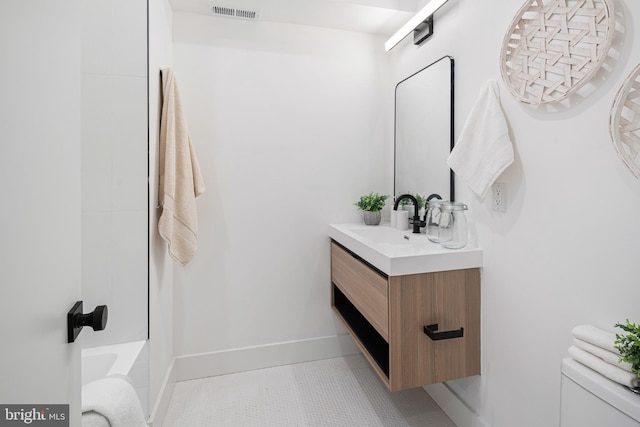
left=423, top=382, right=489, bottom=427
left=147, top=359, right=176, bottom=427
left=175, top=334, right=361, bottom=382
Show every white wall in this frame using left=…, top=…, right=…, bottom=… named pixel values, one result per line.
left=148, top=0, right=175, bottom=422
left=170, top=13, right=392, bottom=356
left=390, top=1, right=640, bottom=426
left=80, top=0, right=148, bottom=348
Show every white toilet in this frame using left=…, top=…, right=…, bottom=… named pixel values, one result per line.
left=560, top=357, right=640, bottom=427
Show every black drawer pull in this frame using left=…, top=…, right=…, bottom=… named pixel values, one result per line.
left=423, top=324, right=464, bottom=341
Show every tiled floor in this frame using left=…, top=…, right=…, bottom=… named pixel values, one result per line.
left=162, top=354, right=456, bottom=426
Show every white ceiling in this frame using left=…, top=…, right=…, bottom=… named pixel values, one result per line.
left=168, top=0, right=420, bottom=36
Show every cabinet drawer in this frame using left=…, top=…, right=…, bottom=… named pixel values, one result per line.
left=331, top=242, right=389, bottom=341
left=388, top=268, right=481, bottom=391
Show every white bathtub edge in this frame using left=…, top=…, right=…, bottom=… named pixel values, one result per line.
left=82, top=340, right=146, bottom=381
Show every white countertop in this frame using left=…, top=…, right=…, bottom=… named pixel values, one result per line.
left=329, top=223, right=483, bottom=276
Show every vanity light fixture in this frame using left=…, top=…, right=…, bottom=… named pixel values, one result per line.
left=384, top=0, right=449, bottom=51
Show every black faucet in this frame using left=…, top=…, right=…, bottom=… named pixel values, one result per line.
left=393, top=194, right=422, bottom=233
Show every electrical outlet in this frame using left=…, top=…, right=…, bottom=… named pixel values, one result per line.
left=492, top=182, right=506, bottom=212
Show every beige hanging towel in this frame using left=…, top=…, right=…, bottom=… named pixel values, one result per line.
left=158, top=68, right=205, bottom=266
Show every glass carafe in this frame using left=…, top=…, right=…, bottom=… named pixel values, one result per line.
left=425, top=199, right=448, bottom=243
left=438, top=202, right=468, bottom=249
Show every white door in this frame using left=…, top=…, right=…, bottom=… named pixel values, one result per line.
left=0, top=1, right=83, bottom=426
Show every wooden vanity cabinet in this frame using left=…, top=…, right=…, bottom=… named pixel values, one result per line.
left=330, top=240, right=480, bottom=392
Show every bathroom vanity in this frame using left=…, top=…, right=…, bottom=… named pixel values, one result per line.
left=334, top=54, right=481, bottom=391
left=329, top=223, right=482, bottom=392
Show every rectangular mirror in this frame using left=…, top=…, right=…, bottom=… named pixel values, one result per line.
left=394, top=55, right=454, bottom=205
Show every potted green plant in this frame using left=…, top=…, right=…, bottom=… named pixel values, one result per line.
left=354, top=192, right=389, bottom=225
left=614, top=319, right=640, bottom=380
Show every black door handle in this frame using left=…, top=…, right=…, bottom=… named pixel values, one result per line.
left=423, top=323, right=464, bottom=341
left=67, top=301, right=108, bottom=343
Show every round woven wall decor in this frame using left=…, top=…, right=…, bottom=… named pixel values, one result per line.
left=500, top=0, right=615, bottom=105
left=610, top=64, right=640, bottom=179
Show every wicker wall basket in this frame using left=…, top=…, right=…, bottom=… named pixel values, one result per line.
left=500, top=0, right=615, bottom=105
left=610, top=64, right=640, bottom=179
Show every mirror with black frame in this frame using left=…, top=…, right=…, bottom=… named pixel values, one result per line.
left=394, top=55, right=454, bottom=213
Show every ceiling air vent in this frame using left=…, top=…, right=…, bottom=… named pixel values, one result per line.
left=212, top=5, right=260, bottom=21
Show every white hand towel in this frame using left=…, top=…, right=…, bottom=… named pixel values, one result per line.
left=447, top=80, right=514, bottom=200
left=159, top=68, right=205, bottom=266
left=568, top=345, right=639, bottom=389
left=573, top=338, right=633, bottom=372
left=572, top=324, right=620, bottom=355
left=82, top=377, right=147, bottom=427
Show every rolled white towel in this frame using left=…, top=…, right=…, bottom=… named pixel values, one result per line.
left=82, top=377, right=147, bottom=427
left=82, top=412, right=110, bottom=427
left=573, top=338, right=633, bottom=372
left=568, top=345, right=639, bottom=389
left=571, top=324, right=619, bottom=355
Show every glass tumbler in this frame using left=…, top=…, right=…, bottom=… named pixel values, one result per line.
left=425, top=199, right=447, bottom=243
left=438, top=202, right=468, bottom=249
